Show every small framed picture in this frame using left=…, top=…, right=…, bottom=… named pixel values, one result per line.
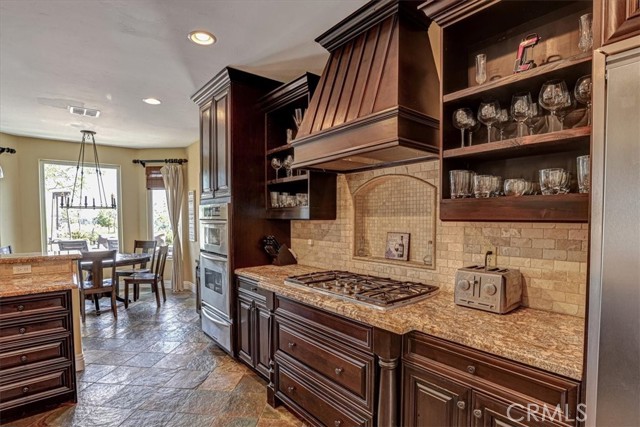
left=385, top=232, right=410, bottom=261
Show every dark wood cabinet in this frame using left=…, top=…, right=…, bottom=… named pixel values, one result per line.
left=420, top=0, right=594, bottom=222
left=259, top=73, right=336, bottom=220
left=402, top=332, right=580, bottom=427
left=0, top=290, right=76, bottom=422
left=199, top=101, right=213, bottom=197
left=403, top=364, right=470, bottom=427
left=212, top=90, right=230, bottom=198
left=596, top=0, right=640, bottom=45
left=236, top=277, right=273, bottom=380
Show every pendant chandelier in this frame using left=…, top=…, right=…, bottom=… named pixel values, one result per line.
left=61, top=130, right=116, bottom=210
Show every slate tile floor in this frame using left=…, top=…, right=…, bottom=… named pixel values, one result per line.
left=8, top=292, right=303, bottom=427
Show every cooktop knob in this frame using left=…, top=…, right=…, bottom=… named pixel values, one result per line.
left=457, top=279, right=471, bottom=291
left=483, top=283, right=497, bottom=296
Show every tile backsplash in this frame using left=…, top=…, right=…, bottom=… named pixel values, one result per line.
left=291, top=161, right=587, bottom=317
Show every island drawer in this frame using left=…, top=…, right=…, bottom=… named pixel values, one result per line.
left=0, top=291, right=70, bottom=320
left=275, top=296, right=373, bottom=353
left=0, top=337, right=71, bottom=373
left=0, top=315, right=69, bottom=344
left=277, top=362, right=371, bottom=427
left=276, top=317, right=374, bottom=407
left=0, top=364, right=74, bottom=411
left=404, top=332, right=580, bottom=413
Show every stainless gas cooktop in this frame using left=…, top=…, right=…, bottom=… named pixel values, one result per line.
left=285, top=270, right=439, bottom=309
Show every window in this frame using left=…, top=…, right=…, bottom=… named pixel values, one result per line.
left=149, top=189, right=173, bottom=250
left=41, top=161, right=120, bottom=251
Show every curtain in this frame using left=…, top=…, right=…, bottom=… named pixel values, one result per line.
left=160, top=164, right=184, bottom=292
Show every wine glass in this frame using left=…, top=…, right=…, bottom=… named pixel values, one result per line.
left=574, top=75, right=592, bottom=126
left=495, top=109, right=510, bottom=141
left=283, top=155, right=294, bottom=177
left=556, top=94, right=575, bottom=131
left=468, top=117, right=480, bottom=146
left=478, top=100, right=500, bottom=143
left=526, top=103, right=540, bottom=136
left=511, top=93, right=532, bottom=137
left=270, top=157, right=282, bottom=179
left=452, top=108, right=474, bottom=148
left=539, top=80, right=570, bottom=132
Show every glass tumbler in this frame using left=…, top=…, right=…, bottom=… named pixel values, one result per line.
left=504, top=179, right=528, bottom=196
left=450, top=170, right=473, bottom=199
left=270, top=191, right=279, bottom=208
left=490, top=176, right=503, bottom=197
left=539, top=168, right=569, bottom=195
left=475, top=54, right=487, bottom=85
left=474, top=175, right=493, bottom=198
left=577, top=155, right=590, bottom=193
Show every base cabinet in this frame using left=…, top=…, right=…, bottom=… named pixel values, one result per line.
left=236, top=277, right=273, bottom=380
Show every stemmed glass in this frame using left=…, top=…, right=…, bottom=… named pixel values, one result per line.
left=526, top=104, right=540, bottom=136
left=283, top=155, right=294, bottom=177
left=556, top=94, right=575, bottom=131
left=468, top=117, right=480, bottom=146
left=574, top=75, right=592, bottom=125
left=452, top=108, right=475, bottom=148
left=495, top=109, right=510, bottom=141
left=478, top=100, right=500, bottom=143
left=539, top=80, right=570, bottom=132
left=270, top=157, right=282, bottom=180
left=511, top=93, right=531, bottom=138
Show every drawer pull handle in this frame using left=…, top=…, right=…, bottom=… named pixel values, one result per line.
left=287, top=386, right=295, bottom=393
left=466, top=365, right=476, bottom=374
left=22, top=386, right=29, bottom=394
left=288, top=342, right=296, bottom=349
left=334, top=421, right=342, bottom=427
left=17, top=304, right=25, bottom=311
left=21, top=355, right=28, bottom=363
left=457, top=401, right=466, bottom=410
left=473, top=409, right=482, bottom=418
left=19, top=327, right=27, bottom=334
left=251, top=287, right=258, bottom=292
left=334, top=367, right=344, bottom=375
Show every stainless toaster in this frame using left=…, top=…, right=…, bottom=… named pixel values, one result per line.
left=454, top=265, right=522, bottom=314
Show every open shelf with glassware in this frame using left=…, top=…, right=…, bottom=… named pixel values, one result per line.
left=421, top=0, right=595, bottom=222
left=259, top=73, right=336, bottom=220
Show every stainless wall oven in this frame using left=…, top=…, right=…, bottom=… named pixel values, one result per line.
left=199, top=202, right=232, bottom=354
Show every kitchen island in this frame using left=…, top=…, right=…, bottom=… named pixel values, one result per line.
left=0, top=252, right=81, bottom=422
left=236, top=264, right=585, bottom=427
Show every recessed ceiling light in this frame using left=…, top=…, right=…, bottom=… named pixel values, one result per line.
left=188, top=30, right=216, bottom=46
left=143, top=98, right=162, bottom=105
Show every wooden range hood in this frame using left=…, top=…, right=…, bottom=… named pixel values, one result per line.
left=291, top=0, right=439, bottom=173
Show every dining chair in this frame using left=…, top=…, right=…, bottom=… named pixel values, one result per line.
left=77, top=250, right=117, bottom=322
left=123, top=245, right=168, bottom=309
left=58, top=240, right=89, bottom=252
left=0, top=245, right=12, bottom=254
left=115, top=240, right=157, bottom=300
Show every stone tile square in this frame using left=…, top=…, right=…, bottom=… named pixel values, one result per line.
left=163, top=370, right=209, bottom=389
left=166, top=412, right=217, bottom=427
left=123, top=352, right=167, bottom=367
left=139, top=387, right=194, bottom=412
left=77, top=383, right=125, bottom=406
left=199, top=370, right=244, bottom=391
left=178, top=389, right=231, bottom=415
left=77, top=364, right=118, bottom=382
left=118, top=409, right=176, bottom=427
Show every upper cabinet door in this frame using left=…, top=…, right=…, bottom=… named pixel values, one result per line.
left=213, top=91, right=230, bottom=199
left=200, top=101, right=213, bottom=198
left=599, top=0, right=640, bottom=45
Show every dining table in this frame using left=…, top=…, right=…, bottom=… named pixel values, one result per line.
left=79, top=252, right=152, bottom=303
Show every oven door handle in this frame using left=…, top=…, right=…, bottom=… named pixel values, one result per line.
left=201, top=252, right=228, bottom=263
left=202, top=307, right=230, bottom=326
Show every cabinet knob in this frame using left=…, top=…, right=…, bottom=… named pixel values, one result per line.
left=20, top=355, right=28, bottom=363
left=19, top=327, right=26, bottom=334
left=287, top=386, right=295, bottom=393
left=466, top=365, right=476, bottom=374
left=334, top=367, right=344, bottom=375
left=251, top=287, right=258, bottom=292
left=22, top=386, right=29, bottom=394
left=17, top=304, right=25, bottom=311
left=288, top=342, right=296, bottom=349
left=473, top=409, right=482, bottom=418
left=457, top=401, right=466, bottom=410
left=334, top=421, right=342, bottom=427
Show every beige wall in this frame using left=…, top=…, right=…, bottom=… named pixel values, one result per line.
left=0, top=133, right=200, bottom=286
left=291, top=161, right=588, bottom=317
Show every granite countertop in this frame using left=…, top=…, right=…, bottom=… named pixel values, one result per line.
left=1, top=252, right=80, bottom=297
left=0, top=251, right=82, bottom=264
left=235, top=264, right=585, bottom=380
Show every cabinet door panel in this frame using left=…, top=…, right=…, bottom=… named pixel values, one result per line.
left=213, top=92, right=230, bottom=198
left=601, top=0, right=640, bottom=45
left=255, top=303, right=271, bottom=378
left=403, top=364, right=470, bottom=427
left=237, top=296, right=253, bottom=367
left=471, top=391, right=567, bottom=427
left=200, top=102, right=213, bottom=197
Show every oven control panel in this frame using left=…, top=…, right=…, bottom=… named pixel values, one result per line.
left=454, top=266, right=522, bottom=314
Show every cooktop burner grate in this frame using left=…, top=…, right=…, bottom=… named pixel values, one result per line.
left=285, top=270, right=439, bottom=309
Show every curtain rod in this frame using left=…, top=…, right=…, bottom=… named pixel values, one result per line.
left=0, top=147, right=17, bottom=155
left=132, top=158, right=188, bottom=167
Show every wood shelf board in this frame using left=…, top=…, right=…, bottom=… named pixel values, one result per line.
left=443, top=127, right=591, bottom=160
left=443, top=53, right=592, bottom=104
left=266, top=174, right=309, bottom=186
left=266, top=144, right=295, bottom=156
left=440, top=193, right=589, bottom=223
left=265, top=206, right=310, bottom=220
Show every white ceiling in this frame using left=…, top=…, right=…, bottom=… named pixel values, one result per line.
left=0, top=0, right=367, bottom=148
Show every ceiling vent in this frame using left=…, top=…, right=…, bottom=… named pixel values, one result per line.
left=68, top=106, right=101, bottom=118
